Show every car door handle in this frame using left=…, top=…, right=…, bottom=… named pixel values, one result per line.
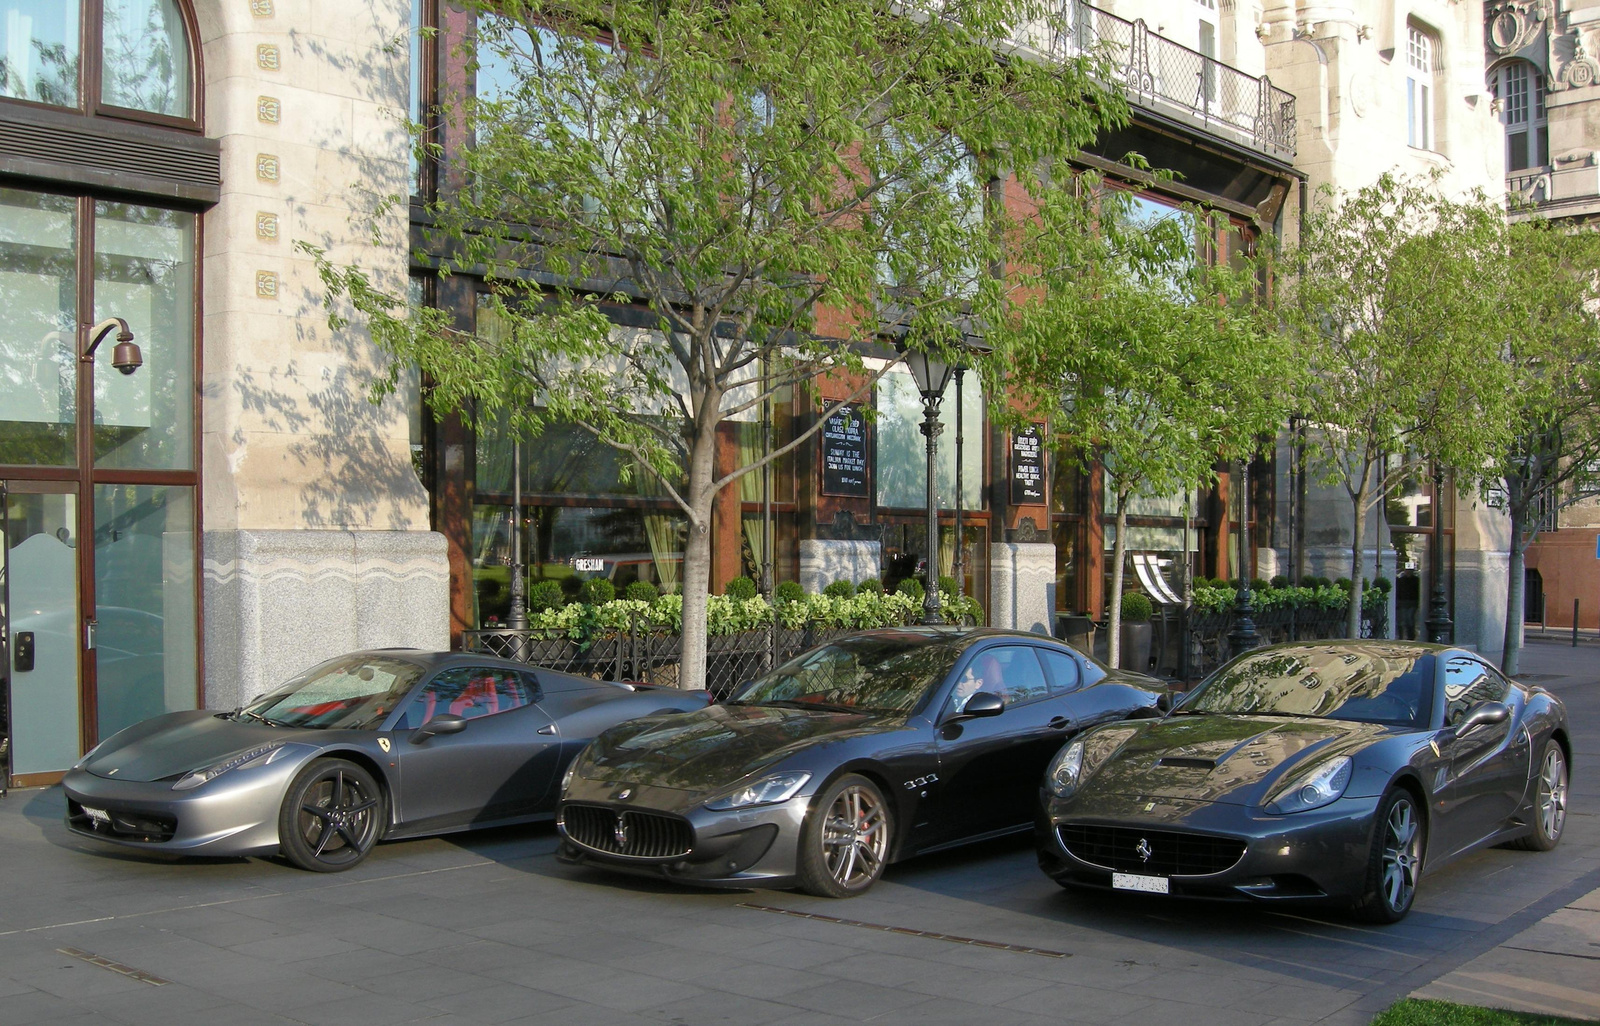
left=1049, top=716, right=1071, bottom=730
left=536, top=724, right=557, bottom=735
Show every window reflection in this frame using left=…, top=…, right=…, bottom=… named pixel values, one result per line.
left=875, top=368, right=983, bottom=510
left=0, top=0, right=79, bottom=107
left=0, top=188, right=78, bottom=466
left=100, top=0, right=190, bottom=117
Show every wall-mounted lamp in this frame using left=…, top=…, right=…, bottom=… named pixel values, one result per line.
left=83, top=317, right=143, bottom=376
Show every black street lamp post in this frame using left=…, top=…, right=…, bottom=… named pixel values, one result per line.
left=507, top=439, right=529, bottom=632
left=1426, top=466, right=1454, bottom=644
left=898, top=344, right=956, bottom=626
left=1228, top=459, right=1261, bottom=655
left=953, top=365, right=966, bottom=599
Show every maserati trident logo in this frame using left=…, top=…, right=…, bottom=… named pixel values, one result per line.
left=613, top=813, right=630, bottom=849
left=612, top=786, right=634, bottom=802
left=1136, top=837, right=1154, bottom=863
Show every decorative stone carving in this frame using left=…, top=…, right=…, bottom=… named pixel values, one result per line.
left=1009, top=517, right=1041, bottom=543
left=1553, top=26, right=1600, bottom=90
left=1487, top=1, right=1551, bottom=56
left=255, top=212, right=279, bottom=240
left=829, top=509, right=879, bottom=542
left=257, top=96, right=281, bottom=124
left=255, top=271, right=279, bottom=297
left=256, top=44, right=281, bottom=71
left=255, top=153, right=279, bottom=181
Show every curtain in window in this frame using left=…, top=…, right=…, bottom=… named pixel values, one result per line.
left=635, top=470, right=681, bottom=594
left=939, top=524, right=956, bottom=580
left=738, top=421, right=766, bottom=584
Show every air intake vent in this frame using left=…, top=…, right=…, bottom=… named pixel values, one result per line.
left=0, top=105, right=220, bottom=205
left=561, top=803, right=692, bottom=860
left=1058, top=824, right=1246, bottom=877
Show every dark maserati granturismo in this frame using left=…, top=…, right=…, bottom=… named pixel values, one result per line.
left=1037, top=641, right=1570, bottom=922
left=63, top=650, right=710, bottom=871
left=557, top=627, right=1166, bottom=897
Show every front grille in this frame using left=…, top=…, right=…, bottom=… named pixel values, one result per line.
left=67, top=801, right=177, bottom=843
left=1058, top=824, right=1246, bottom=877
left=561, top=803, right=692, bottom=859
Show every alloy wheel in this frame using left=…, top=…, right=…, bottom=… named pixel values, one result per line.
left=1381, top=796, right=1421, bottom=913
left=821, top=784, right=888, bottom=889
left=298, top=767, right=379, bottom=865
left=1538, top=745, right=1568, bottom=843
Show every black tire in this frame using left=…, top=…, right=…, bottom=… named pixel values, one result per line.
left=1351, top=788, right=1425, bottom=924
left=1509, top=739, right=1568, bottom=852
left=796, top=774, right=891, bottom=898
left=279, top=758, right=384, bottom=873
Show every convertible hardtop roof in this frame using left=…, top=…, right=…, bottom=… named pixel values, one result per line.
left=341, top=648, right=629, bottom=689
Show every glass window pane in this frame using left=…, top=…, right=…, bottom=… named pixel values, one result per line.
left=93, top=483, right=197, bottom=739
left=92, top=202, right=195, bottom=470
left=0, top=0, right=79, bottom=106
left=875, top=368, right=982, bottom=510
left=100, top=0, right=191, bottom=117
left=3, top=489, right=82, bottom=774
left=0, top=188, right=78, bottom=466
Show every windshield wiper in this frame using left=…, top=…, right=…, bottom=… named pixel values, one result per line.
left=237, top=708, right=288, bottom=727
left=760, top=699, right=863, bottom=714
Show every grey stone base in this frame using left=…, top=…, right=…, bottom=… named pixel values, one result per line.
left=1454, top=549, right=1510, bottom=661
left=798, top=539, right=882, bottom=594
left=989, top=542, right=1055, bottom=636
left=203, top=529, right=450, bottom=709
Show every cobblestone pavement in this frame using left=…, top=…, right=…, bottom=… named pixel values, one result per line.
left=0, top=641, right=1594, bottom=1026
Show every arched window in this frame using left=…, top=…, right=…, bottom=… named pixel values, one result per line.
left=1405, top=21, right=1437, bottom=151
left=1491, top=60, right=1548, bottom=172
left=0, top=0, right=195, bottom=123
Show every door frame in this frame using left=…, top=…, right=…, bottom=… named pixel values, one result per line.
left=2, top=478, right=86, bottom=788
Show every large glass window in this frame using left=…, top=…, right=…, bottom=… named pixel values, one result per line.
left=1493, top=61, right=1548, bottom=172
left=1406, top=24, right=1435, bottom=151
left=875, top=367, right=983, bottom=510
left=92, top=201, right=195, bottom=470
left=1, top=0, right=192, bottom=119
left=0, top=188, right=77, bottom=467
left=93, top=483, right=195, bottom=738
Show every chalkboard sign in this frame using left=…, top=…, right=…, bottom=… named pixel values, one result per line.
left=821, top=404, right=870, bottom=497
left=1010, top=425, right=1045, bottom=504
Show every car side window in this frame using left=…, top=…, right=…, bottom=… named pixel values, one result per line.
left=1442, top=656, right=1510, bottom=726
left=1038, top=649, right=1082, bottom=694
left=948, top=645, right=1051, bottom=712
left=397, top=667, right=533, bottom=729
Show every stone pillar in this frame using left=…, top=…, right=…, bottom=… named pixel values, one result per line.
left=798, top=540, right=881, bottom=594
left=989, top=542, right=1055, bottom=635
left=194, top=0, right=450, bottom=706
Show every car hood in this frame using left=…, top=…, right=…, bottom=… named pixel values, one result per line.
left=1078, top=715, right=1387, bottom=807
left=579, top=702, right=888, bottom=792
left=81, top=711, right=304, bottom=783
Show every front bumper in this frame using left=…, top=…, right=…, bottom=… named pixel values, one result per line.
left=1037, top=790, right=1381, bottom=904
left=557, top=777, right=809, bottom=889
left=62, top=760, right=301, bottom=859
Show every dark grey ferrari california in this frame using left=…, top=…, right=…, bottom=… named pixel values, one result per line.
left=63, top=650, right=709, bottom=871
left=1037, top=641, right=1570, bottom=922
left=557, top=627, right=1165, bottom=897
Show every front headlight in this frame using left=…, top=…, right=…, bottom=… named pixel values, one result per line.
left=171, top=742, right=303, bottom=791
left=1265, top=756, right=1353, bottom=815
left=560, top=757, right=582, bottom=795
left=705, top=771, right=811, bottom=811
left=1046, top=741, right=1085, bottom=798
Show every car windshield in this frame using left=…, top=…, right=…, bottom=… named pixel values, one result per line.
left=734, top=635, right=962, bottom=715
left=1180, top=645, right=1433, bottom=727
left=241, top=656, right=427, bottom=730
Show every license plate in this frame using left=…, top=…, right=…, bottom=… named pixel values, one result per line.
left=81, top=806, right=110, bottom=826
left=1112, top=872, right=1169, bottom=894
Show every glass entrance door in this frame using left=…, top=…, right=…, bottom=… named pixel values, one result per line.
left=1, top=482, right=82, bottom=782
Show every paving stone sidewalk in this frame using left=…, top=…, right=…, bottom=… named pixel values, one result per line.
left=0, top=639, right=1594, bottom=1026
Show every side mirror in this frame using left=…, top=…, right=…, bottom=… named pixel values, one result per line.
left=1156, top=691, right=1186, bottom=714
left=410, top=712, right=468, bottom=744
left=961, top=691, right=1005, bottom=719
left=1446, top=701, right=1509, bottom=741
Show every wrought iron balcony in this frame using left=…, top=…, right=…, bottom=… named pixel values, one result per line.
left=1044, top=1, right=1297, bottom=162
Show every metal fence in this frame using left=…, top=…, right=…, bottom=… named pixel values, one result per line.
left=462, top=624, right=859, bottom=700
left=1180, top=607, right=1389, bottom=681
left=1049, top=0, right=1297, bottom=161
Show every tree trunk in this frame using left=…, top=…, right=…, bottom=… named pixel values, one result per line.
left=676, top=412, right=721, bottom=691
left=1347, top=496, right=1367, bottom=640
left=1107, top=490, right=1130, bottom=669
left=1501, top=497, right=1529, bottom=675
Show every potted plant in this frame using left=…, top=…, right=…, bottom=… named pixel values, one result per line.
left=1119, top=592, right=1155, bottom=672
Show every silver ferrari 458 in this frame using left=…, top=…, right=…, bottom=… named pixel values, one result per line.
left=63, top=650, right=709, bottom=871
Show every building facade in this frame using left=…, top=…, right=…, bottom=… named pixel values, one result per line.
left=1482, top=0, right=1600, bottom=632
left=0, top=0, right=1520, bottom=789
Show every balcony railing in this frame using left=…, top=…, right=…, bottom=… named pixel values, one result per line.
left=1045, top=1, right=1297, bottom=162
